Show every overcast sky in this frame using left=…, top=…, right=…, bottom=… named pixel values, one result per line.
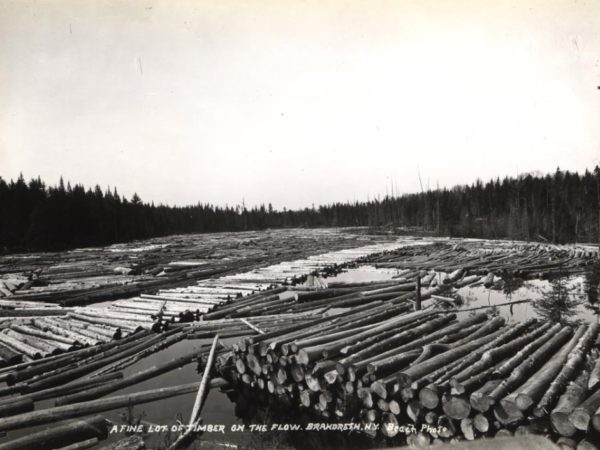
left=1, top=0, right=599, bottom=209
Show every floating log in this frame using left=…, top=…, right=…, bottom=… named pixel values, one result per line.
left=0, top=415, right=109, bottom=450
left=95, top=435, right=145, bottom=450
left=0, top=378, right=228, bottom=431
left=55, top=346, right=205, bottom=405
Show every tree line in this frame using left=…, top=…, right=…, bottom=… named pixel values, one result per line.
left=1, top=167, right=599, bottom=253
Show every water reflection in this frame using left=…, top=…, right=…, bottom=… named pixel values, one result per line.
left=532, top=275, right=584, bottom=326
left=500, top=273, right=525, bottom=299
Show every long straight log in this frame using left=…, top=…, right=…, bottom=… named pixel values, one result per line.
left=0, top=415, right=109, bottom=450
left=590, top=356, right=600, bottom=391
left=412, top=318, right=509, bottom=387
left=248, top=302, right=382, bottom=345
left=24, top=333, right=165, bottom=392
left=189, top=335, right=219, bottom=425
left=37, top=319, right=100, bottom=346
left=452, top=322, right=554, bottom=384
left=0, top=372, right=124, bottom=409
left=512, top=325, right=588, bottom=411
left=432, top=319, right=536, bottom=386
left=0, top=343, right=22, bottom=366
left=6, top=329, right=70, bottom=353
left=341, top=314, right=487, bottom=376
left=0, top=377, right=228, bottom=432
left=491, top=326, right=574, bottom=425
left=395, top=318, right=507, bottom=387
left=4, top=329, right=151, bottom=384
left=55, top=346, right=204, bottom=405
left=452, top=359, right=504, bottom=396
left=338, top=313, right=451, bottom=359
left=11, top=324, right=78, bottom=346
left=493, top=323, right=563, bottom=378
left=0, top=332, right=42, bottom=359
left=337, top=313, right=461, bottom=371
left=55, top=437, right=99, bottom=450
left=92, top=331, right=186, bottom=376
left=297, top=311, right=435, bottom=365
left=534, top=323, right=599, bottom=416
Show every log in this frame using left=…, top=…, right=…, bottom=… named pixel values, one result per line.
left=0, top=372, right=123, bottom=408
left=337, top=313, right=480, bottom=373
left=189, top=335, right=219, bottom=425
left=56, top=437, right=100, bottom=450
left=0, top=378, right=227, bottom=431
left=489, top=325, right=572, bottom=403
left=534, top=323, right=599, bottom=416
left=577, top=437, right=600, bottom=450
left=452, top=321, right=553, bottom=384
left=443, top=395, right=471, bottom=420
left=5, top=329, right=151, bottom=384
left=0, top=343, right=22, bottom=366
left=96, top=435, right=145, bottom=450
left=433, top=319, right=536, bottom=385
left=55, top=346, right=204, bottom=405
left=0, top=398, right=34, bottom=418
left=593, top=405, right=600, bottom=432
left=11, top=324, right=78, bottom=346
left=590, top=356, right=600, bottom=391
left=24, top=333, right=166, bottom=392
left=4, top=329, right=64, bottom=355
left=297, top=311, right=431, bottom=365
left=569, top=386, right=600, bottom=431
left=0, top=415, right=109, bottom=450
left=513, top=324, right=589, bottom=411
left=551, top=370, right=591, bottom=436
left=0, top=332, right=42, bottom=359
left=395, top=318, right=506, bottom=388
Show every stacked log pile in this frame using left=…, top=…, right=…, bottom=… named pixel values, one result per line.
left=219, top=306, right=600, bottom=447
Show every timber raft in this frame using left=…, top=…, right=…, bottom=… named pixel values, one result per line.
left=0, top=230, right=598, bottom=449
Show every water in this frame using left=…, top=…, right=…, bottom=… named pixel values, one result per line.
left=324, top=266, right=398, bottom=284
left=326, top=265, right=598, bottom=325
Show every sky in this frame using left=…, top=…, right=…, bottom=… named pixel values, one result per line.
left=1, top=0, right=600, bottom=209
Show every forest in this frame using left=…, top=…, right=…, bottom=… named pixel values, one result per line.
left=1, top=167, right=599, bottom=253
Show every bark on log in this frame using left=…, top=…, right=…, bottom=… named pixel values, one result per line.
left=534, top=323, right=599, bottom=417
left=489, top=324, right=571, bottom=402
left=55, top=346, right=204, bottom=405
left=569, top=387, right=600, bottom=431
left=551, top=370, right=591, bottom=436
left=513, top=325, right=588, bottom=411
left=452, top=321, right=553, bottom=384
left=590, top=356, right=600, bottom=391
left=395, top=318, right=506, bottom=388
